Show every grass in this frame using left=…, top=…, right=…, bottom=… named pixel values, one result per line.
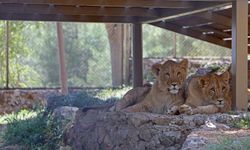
left=94, top=87, right=131, bottom=100
left=205, top=136, right=250, bottom=150
left=205, top=113, right=250, bottom=150
left=2, top=109, right=63, bottom=150
left=0, top=109, right=38, bottom=125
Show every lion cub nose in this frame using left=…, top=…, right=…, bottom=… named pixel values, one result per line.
left=217, top=99, right=223, bottom=103
left=171, top=83, right=177, bottom=87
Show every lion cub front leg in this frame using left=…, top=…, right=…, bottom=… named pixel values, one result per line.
left=179, top=104, right=194, bottom=115
left=180, top=104, right=219, bottom=115
left=123, top=102, right=149, bottom=112
left=193, top=105, right=219, bottom=114
left=166, top=106, right=180, bottom=115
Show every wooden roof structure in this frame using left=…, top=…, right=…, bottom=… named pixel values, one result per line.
left=0, top=0, right=249, bottom=111
left=0, top=0, right=248, bottom=52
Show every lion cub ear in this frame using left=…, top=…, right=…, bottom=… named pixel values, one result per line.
left=198, top=77, right=209, bottom=88
left=152, top=63, right=162, bottom=76
left=179, top=59, right=188, bottom=69
left=221, top=71, right=230, bottom=83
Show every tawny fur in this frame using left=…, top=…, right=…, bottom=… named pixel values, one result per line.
left=115, top=59, right=188, bottom=114
left=180, top=71, right=231, bottom=115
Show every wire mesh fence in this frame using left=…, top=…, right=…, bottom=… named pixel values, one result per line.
left=0, top=22, right=232, bottom=89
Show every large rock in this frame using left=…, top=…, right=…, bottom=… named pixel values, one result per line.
left=63, top=109, right=246, bottom=150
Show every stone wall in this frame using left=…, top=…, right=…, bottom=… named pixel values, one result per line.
left=63, top=109, right=246, bottom=150
left=0, top=90, right=47, bottom=114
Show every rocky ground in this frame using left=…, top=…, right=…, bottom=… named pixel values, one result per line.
left=62, top=108, right=250, bottom=150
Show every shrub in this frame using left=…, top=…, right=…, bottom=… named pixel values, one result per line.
left=3, top=110, right=63, bottom=150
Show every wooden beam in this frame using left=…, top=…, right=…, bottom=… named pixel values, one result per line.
left=0, top=4, right=159, bottom=17
left=1, top=3, right=203, bottom=18
left=193, top=26, right=231, bottom=38
left=144, top=2, right=230, bottom=23
left=231, top=0, right=248, bottom=111
left=0, top=0, right=195, bottom=8
left=194, top=12, right=231, bottom=27
left=56, top=22, right=68, bottom=95
left=151, top=21, right=231, bottom=48
left=132, top=23, right=143, bottom=88
left=0, top=13, right=154, bottom=23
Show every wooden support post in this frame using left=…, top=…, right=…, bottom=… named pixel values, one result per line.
left=123, top=24, right=132, bottom=85
left=5, top=21, right=9, bottom=89
left=231, top=0, right=248, bottom=111
left=56, top=22, right=68, bottom=95
left=132, top=23, right=143, bottom=88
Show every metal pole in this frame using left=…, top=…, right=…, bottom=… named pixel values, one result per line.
left=5, top=21, right=9, bottom=89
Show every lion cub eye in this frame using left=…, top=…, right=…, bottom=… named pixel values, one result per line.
left=210, top=88, right=215, bottom=93
left=222, top=86, right=226, bottom=91
left=177, top=72, right=181, bottom=77
left=165, top=73, right=170, bottom=78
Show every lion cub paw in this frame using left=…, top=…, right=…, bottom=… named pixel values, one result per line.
left=166, top=106, right=179, bottom=115
left=179, top=104, right=193, bottom=115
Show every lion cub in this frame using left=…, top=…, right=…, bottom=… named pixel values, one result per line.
left=179, top=71, right=231, bottom=115
left=115, top=59, right=188, bottom=114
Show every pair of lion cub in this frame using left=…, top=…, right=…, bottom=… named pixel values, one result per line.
left=114, top=59, right=231, bottom=115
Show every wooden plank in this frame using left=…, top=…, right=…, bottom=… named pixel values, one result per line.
left=0, top=13, right=154, bottom=23
left=56, top=22, right=68, bottom=95
left=231, top=0, right=248, bottom=111
left=132, top=23, right=143, bottom=88
left=0, top=0, right=194, bottom=8
left=192, top=26, right=231, bottom=38
left=144, top=2, right=229, bottom=23
left=194, top=12, right=231, bottom=27
left=0, top=4, right=159, bottom=17
left=151, top=21, right=231, bottom=48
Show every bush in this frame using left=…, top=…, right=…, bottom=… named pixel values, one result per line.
left=46, top=88, right=130, bottom=112
left=3, top=110, right=63, bottom=150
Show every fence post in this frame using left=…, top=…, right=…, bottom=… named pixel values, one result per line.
left=56, top=22, right=68, bottom=95
left=132, top=23, right=143, bottom=88
left=231, top=0, right=248, bottom=110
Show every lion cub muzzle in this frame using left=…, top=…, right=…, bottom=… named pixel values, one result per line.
left=168, top=82, right=180, bottom=94
left=215, top=98, right=224, bottom=108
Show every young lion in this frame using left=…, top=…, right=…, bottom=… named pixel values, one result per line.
left=179, top=71, right=231, bottom=115
left=115, top=59, right=188, bottom=114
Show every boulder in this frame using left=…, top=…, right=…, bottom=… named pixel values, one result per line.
left=63, top=110, right=246, bottom=150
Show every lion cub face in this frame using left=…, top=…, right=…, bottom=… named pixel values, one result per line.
left=198, top=71, right=230, bottom=108
left=152, top=59, right=188, bottom=94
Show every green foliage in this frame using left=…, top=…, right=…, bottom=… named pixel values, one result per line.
left=205, top=136, right=250, bottom=150
left=3, top=110, right=63, bottom=150
left=143, top=24, right=174, bottom=57
left=0, top=21, right=232, bottom=88
left=142, top=24, right=231, bottom=58
left=46, top=88, right=129, bottom=111
left=231, top=114, right=250, bottom=129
